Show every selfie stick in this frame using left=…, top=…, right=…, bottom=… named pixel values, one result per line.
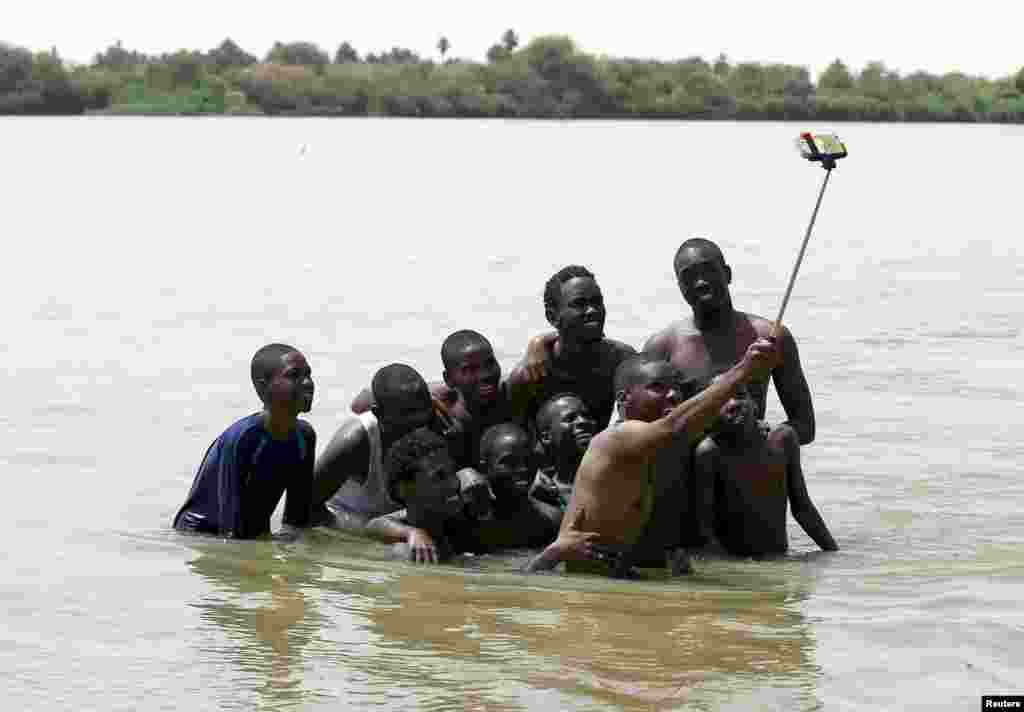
left=774, top=134, right=843, bottom=332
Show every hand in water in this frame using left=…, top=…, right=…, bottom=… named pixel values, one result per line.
left=552, top=508, right=605, bottom=562
left=407, top=527, right=439, bottom=564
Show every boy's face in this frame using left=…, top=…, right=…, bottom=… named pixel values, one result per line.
left=410, top=450, right=462, bottom=518
left=540, top=396, right=597, bottom=459
left=265, top=351, right=314, bottom=414
left=548, top=277, right=606, bottom=343
left=444, top=342, right=501, bottom=408
left=484, top=434, right=536, bottom=502
left=622, top=362, right=686, bottom=422
left=675, top=247, right=732, bottom=312
left=715, top=384, right=758, bottom=434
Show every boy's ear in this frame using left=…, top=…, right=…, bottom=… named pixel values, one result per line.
left=537, top=428, right=552, bottom=448
left=724, top=263, right=732, bottom=285
left=442, top=369, right=453, bottom=388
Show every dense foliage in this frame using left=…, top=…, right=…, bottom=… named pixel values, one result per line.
left=2, top=35, right=1023, bottom=122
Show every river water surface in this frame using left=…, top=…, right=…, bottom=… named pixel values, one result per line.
left=2, top=117, right=1022, bottom=711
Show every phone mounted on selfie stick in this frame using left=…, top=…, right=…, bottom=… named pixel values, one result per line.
left=773, top=132, right=849, bottom=334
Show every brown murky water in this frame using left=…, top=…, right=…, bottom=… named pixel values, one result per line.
left=2, top=117, right=1022, bottom=710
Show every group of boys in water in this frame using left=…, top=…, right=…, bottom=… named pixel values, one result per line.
left=173, top=238, right=838, bottom=577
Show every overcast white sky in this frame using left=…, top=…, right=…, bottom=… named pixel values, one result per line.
left=8, top=0, right=1024, bottom=80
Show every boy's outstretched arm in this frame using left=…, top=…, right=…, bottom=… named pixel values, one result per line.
left=780, top=428, right=838, bottom=551
left=365, top=511, right=441, bottom=564
left=311, top=420, right=370, bottom=509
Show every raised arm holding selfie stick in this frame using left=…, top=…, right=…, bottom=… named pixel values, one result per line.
left=771, top=132, right=848, bottom=338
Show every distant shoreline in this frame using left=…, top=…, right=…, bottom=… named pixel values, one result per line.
left=4, top=35, right=1023, bottom=124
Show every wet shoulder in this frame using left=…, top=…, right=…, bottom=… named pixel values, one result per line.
left=738, top=311, right=775, bottom=338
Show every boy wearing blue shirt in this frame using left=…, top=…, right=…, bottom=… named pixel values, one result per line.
left=173, top=343, right=316, bottom=539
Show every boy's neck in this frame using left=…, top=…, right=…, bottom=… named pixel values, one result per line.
left=261, top=409, right=298, bottom=440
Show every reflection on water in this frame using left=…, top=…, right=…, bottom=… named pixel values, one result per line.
left=181, top=530, right=825, bottom=711
left=185, top=541, right=325, bottom=709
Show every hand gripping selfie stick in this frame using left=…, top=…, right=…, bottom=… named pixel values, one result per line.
left=773, top=132, right=849, bottom=336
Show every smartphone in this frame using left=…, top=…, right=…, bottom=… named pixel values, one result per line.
left=795, top=132, right=848, bottom=162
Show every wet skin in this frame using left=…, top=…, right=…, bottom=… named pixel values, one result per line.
left=471, top=432, right=561, bottom=550
left=644, top=245, right=815, bottom=445
left=508, top=277, right=637, bottom=428
left=694, top=385, right=837, bottom=557
left=261, top=351, right=314, bottom=437
left=531, top=338, right=781, bottom=574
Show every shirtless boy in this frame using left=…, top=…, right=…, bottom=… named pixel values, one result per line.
left=173, top=343, right=315, bottom=540
left=312, top=363, right=442, bottom=562
left=351, top=330, right=525, bottom=467
left=507, top=265, right=637, bottom=428
left=529, top=393, right=598, bottom=510
left=527, top=337, right=781, bottom=574
left=644, top=238, right=816, bottom=445
left=468, top=423, right=562, bottom=550
left=693, top=382, right=838, bottom=557
left=365, top=428, right=468, bottom=563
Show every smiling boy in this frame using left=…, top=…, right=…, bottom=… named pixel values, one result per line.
left=173, top=343, right=316, bottom=540
left=365, top=428, right=468, bottom=562
left=692, top=382, right=837, bottom=557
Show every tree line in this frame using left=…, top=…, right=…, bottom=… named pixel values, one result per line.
left=3, top=34, right=1024, bottom=122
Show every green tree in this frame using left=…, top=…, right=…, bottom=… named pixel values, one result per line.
left=1016, top=67, right=1024, bottom=94
left=729, top=62, right=765, bottom=97
left=266, top=41, right=329, bottom=72
left=486, top=44, right=508, bottom=63
left=437, top=36, right=450, bottom=61
left=208, top=38, right=256, bottom=70
left=713, top=52, right=730, bottom=78
left=1, top=42, right=34, bottom=92
left=94, top=40, right=147, bottom=69
left=501, top=29, right=519, bottom=52
left=334, top=41, right=359, bottom=63
left=31, top=50, right=66, bottom=83
left=819, top=59, right=854, bottom=90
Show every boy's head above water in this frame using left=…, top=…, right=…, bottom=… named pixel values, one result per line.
left=535, top=393, right=596, bottom=460
left=250, top=343, right=314, bottom=415
left=614, top=356, right=693, bottom=422
left=371, top=363, right=434, bottom=432
left=441, top=330, right=501, bottom=408
left=710, top=378, right=759, bottom=437
left=479, top=423, right=536, bottom=501
left=385, top=427, right=462, bottom=518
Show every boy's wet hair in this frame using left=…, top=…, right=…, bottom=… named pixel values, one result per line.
left=441, top=330, right=492, bottom=369
left=479, top=423, right=532, bottom=463
left=543, top=265, right=596, bottom=313
left=613, top=355, right=664, bottom=394
left=535, top=392, right=587, bottom=433
left=371, top=363, right=428, bottom=405
left=385, top=427, right=449, bottom=504
left=674, top=237, right=726, bottom=274
left=251, top=343, right=299, bottom=398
